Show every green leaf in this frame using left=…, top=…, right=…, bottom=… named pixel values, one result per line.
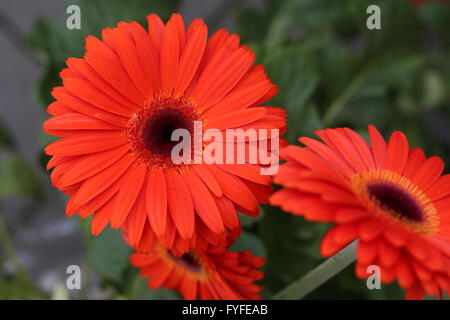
left=0, top=152, right=42, bottom=200
left=297, top=104, right=324, bottom=137
left=33, top=64, right=64, bottom=108
left=264, top=44, right=320, bottom=142
left=418, top=2, right=450, bottom=46
left=289, top=0, right=346, bottom=31
left=238, top=205, right=266, bottom=229
left=87, top=227, right=132, bottom=283
left=363, top=0, right=422, bottom=60
left=368, top=54, right=425, bottom=89
left=337, top=94, right=392, bottom=128
left=236, top=7, right=269, bottom=44
left=229, top=231, right=266, bottom=259
left=319, top=43, right=357, bottom=105
left=344, top=0, right=373, bottom=33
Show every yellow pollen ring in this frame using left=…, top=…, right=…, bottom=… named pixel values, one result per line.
left=350, top=169, right=439, bottom=235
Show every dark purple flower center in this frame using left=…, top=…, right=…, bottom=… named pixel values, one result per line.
left=367, top=182, right=424, bottom=222
left=142, top=108, right=191, bottom=157
left=168, top=251, right=202, bottom=273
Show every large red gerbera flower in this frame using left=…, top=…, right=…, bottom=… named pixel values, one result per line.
left=43, top=13, right=285, bottom=255
left=130, top=240, right=265, bottom=300
left=270, top=125, right=450, bottom=299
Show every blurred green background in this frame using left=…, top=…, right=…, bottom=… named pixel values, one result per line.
left=1, top=0, right=450, bottom=299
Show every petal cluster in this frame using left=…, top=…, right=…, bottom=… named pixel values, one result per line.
left=130, top=236, right=265, bottom=300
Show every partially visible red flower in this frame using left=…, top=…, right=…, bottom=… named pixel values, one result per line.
left=44, top=13, right=285, bottom=255
left=270, top=125, right=450, bottom=299
left=130, top=241, right=265, bottom=300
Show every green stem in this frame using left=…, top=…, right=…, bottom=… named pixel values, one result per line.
left=322, top=61, right=376, bottom=126
left=274, top=241, right=358, bottom=300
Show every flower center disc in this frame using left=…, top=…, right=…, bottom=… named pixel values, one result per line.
left=174, top=252, right=203, bottom=274
left=142, top=108, right=191, bottom=157
left=367, top=182, right=424, bottom=222
left=350, top=170, right=439, bottom=234
left=127, top=97, right=200, bottom=171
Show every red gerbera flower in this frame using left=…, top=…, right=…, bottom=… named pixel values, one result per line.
left=270, top=125, right=450, bottom=299
left=43, top=13, right=285, bottom=254
left=130, top=240, right=265, bottom=300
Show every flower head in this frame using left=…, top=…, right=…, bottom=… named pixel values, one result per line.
left=271, top=125, right=450, bottom=299
left=44, top=13, right=285, bottom=255
left=130, top=241, right=265, bottom=300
